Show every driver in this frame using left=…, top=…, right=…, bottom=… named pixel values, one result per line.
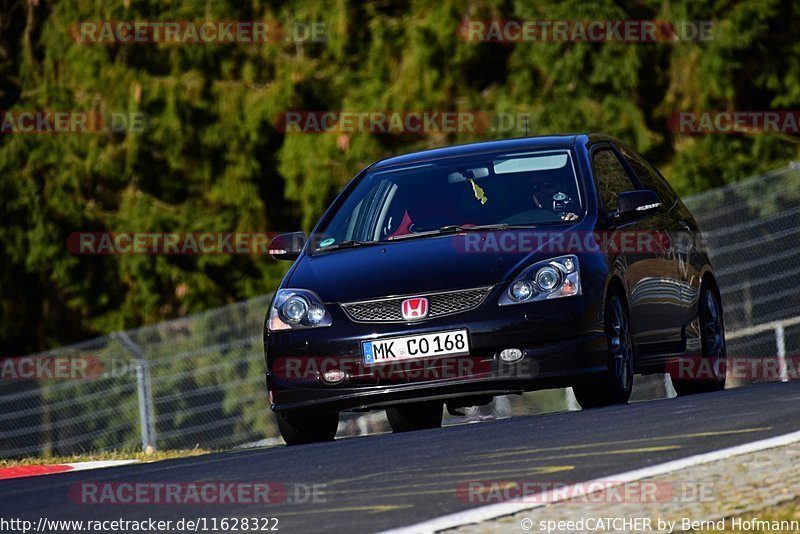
left=532, top=178, right=579, bottom=221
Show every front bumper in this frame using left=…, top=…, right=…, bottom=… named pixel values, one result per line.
left=266, top=293, right=607, bottom=415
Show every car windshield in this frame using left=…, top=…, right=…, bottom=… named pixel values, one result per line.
left=311, top=148, right=581, bottom=251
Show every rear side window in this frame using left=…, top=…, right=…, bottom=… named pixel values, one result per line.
left=592, top=149, right=636, bottom=214
left=618, top=145, right=677, bottom=207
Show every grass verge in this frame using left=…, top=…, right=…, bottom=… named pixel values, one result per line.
left=0, top=448, right=209, bottom=468
left=688, top=499, right=800, bottom=532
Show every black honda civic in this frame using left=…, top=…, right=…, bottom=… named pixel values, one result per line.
left=264, top=133, right=726, bottom=445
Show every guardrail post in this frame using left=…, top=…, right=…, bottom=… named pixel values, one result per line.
left=565, top=387, right=580, bottom=410
left=663, top=373, right=677, bottom=397
left=775, top=324, right=789, bottom=383
left=494, top=395, right=511, bottom=417
left=112, top=332, right=157, bottom=452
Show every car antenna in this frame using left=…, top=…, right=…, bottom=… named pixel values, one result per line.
left=523, top=114, right=529, bottom=136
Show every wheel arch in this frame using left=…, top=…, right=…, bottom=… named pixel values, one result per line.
left=700, top=269, right=720, bottom=294
left=604, top=273, right=629, bottom=307
left=698, top=270, right=725, bottom=340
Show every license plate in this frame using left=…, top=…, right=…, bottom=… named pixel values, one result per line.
left=362, top=329, right=470, bottom=365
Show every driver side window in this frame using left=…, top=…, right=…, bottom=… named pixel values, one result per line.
left=593, top=149, right=637, bottom=214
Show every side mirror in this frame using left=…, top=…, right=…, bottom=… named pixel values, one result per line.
left=269, top=232, right=306, bottom=261
left=615, top=190, right=661, bottom=220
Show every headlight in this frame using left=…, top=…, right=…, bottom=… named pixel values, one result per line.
left=268, top=289, right=333, bottom=331
left=283, top=296, right=309, bottom=323
left=535, top=266, right=561, bottom=292
left=511, top=280, right=534, bottom=300
left=306, top=305, right=326, bottom=325
left=499, top=255, right=581, bottom=306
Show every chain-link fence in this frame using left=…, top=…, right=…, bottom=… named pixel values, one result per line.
left=684, top=166, right=800, bottom=365
left=1, top=296, right=274, bottom=458
left=2, top=166, right=799, bottom=458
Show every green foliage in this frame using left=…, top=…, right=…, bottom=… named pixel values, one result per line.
left=1, top=0, right=799, bottom=356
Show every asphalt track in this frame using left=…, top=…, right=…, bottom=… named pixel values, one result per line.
left=3, top=381, right=800, bottom=533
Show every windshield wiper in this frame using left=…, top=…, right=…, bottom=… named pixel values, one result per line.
left=316, top=239, right=373, bottom=251
left=439, top=224, right=513, bottom=232
left=387, top=223, right=529, bottom=242
left=386, top=229, right=447, bottom=241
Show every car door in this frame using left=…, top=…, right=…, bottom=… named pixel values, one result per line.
left=591, top=144, right=683, bottom=363
left=617, top=143, right=699, bottom=346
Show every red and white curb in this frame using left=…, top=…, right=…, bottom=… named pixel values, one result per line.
left=0, top=460, right=139, bottom=480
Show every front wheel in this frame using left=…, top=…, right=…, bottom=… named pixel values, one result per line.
left=671, top=283, right=726, bottom=395
left=386, top=401, right=443, bottom=432
left=573, top=289, right=635, bottom=409
left=275, top=411, right=339, bottom=445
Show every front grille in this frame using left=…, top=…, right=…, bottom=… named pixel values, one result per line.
left=341, top=287, right=492, bottom=323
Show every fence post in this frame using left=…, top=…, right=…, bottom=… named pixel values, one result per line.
left=775, top=323, right=789, bottom=383
left=112, top=332, right=157, bottom=452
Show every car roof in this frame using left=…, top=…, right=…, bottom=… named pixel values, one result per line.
left=369, top=133, right=619, bottom=170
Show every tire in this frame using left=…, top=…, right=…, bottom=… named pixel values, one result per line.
left=275, top=411, right=339, bottom=445
left=386, top=401, right=443, bottom=433
left=573, top=288, right=635, bottom=409
left=671, top=282, right=727, bottom=395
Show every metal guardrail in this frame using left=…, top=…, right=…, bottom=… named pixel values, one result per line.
left=1, top=295, right=274, bottom=458
left=681, top=166, right=800, bottom=385
left=2, top=167, right=799, bottom=458
left=725, top=315, right=800, bottom=383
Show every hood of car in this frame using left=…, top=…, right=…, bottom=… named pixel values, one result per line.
left=285, top=226, right=579, bottom=303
